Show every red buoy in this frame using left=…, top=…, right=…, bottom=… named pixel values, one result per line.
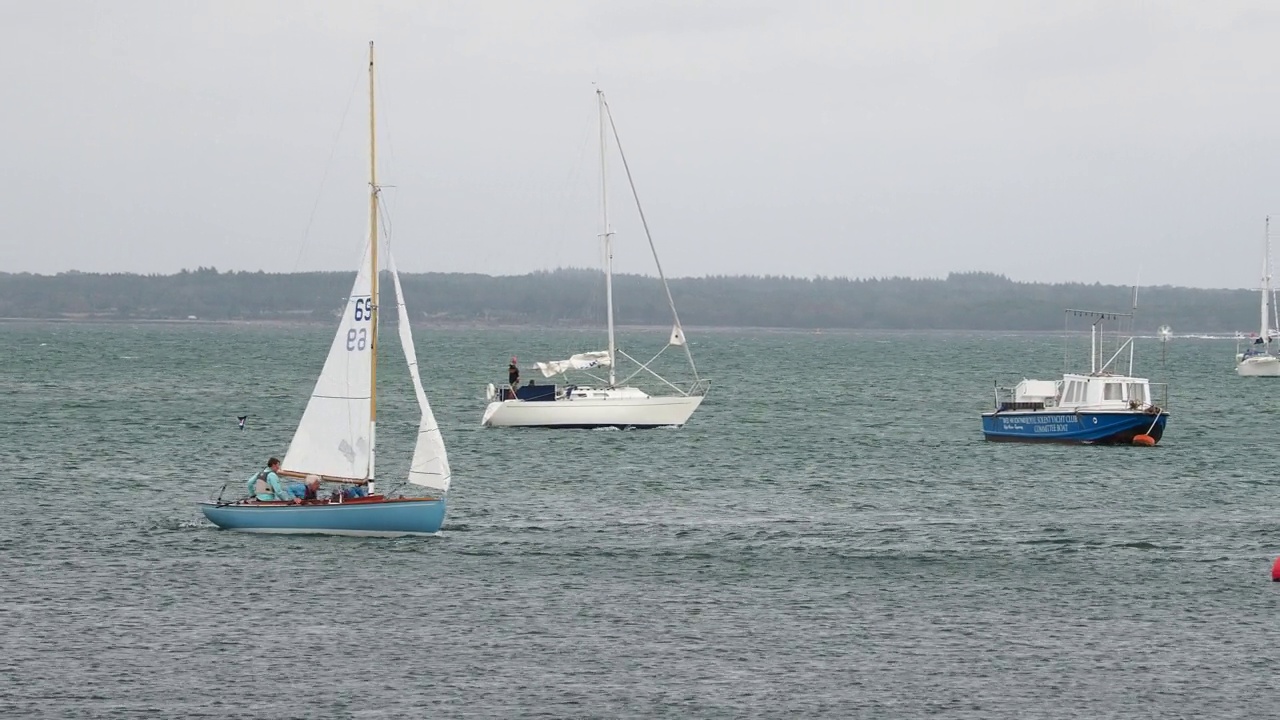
left=1272, top=557, right=1280, bottom=582
left=1132, top=434, right=1156, bottom=447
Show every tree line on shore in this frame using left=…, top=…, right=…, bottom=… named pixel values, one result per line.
left=0, top=267, right=1259, bottom=332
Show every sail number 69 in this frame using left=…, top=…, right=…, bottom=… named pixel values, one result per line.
left=353, top=297, right=372, bottom=321
left=347, top=297, right=372, bottom=350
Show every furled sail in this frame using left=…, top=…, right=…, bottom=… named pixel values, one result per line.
left=535, top=350, right=612, bottom=378
left=284, top=239, right=375, bottom=479
left=390, top=254, right=451, bottom=492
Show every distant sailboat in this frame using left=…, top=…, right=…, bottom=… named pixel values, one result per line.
left=480, top=89, right=709, bottom=429
left=1236, top=217, right=1280, bottom=377
left=200, top=42, right=452, bottom=536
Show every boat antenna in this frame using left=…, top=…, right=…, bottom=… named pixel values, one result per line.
left=1129, top=268, right=1140, bottom=376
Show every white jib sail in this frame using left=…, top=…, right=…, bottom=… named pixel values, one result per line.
left=284, top=239, right=375, bottom=479
left=390, top=254, right=451, bottom=492
left=535, top=350, right=613, bottom=378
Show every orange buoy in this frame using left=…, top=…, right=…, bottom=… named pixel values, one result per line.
left=1132, top=434, right=1156, bottom=447
left=1272, top=557, right=1280, bottom=582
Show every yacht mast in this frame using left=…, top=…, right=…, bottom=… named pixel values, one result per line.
left=1263, top=216, right=1271, bottom=348
left=598, top=89, right=617, bottom=386
left=367, top=41, right=380, bottom=486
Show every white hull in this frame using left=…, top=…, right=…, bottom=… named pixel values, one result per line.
left=1236, top=354, right=1280, bottom=376
left=482, top=393, right=704, bottom=428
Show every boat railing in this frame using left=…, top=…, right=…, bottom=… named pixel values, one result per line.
left=992, top=385, right=1010, bottom=410
left=689, top=378, right=711, bottom=397
left=1148, top=383, right=1169, bottom=412
left=991, top=383, right=1060, bottom=412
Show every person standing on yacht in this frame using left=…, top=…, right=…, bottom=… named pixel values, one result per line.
left=507, top=356, right=520, bottom=398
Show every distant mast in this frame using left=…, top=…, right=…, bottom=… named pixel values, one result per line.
left=1262, top=216, right=1271, bottom=347
left=598, top=88, right=617, bottom=387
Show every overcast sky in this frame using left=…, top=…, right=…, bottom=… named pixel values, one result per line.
left=3, top=1, right=1280, bottom=287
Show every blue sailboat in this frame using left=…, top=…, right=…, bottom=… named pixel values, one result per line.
left=982, top=308, right=1170, bottom=445
left=200, top=42, right=452, bottom=536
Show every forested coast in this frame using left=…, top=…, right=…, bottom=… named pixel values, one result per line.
left=0, top=268, right=1255, bottom=333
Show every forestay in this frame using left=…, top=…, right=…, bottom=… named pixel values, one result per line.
left=535, top=351, right=612, bottom=378
left=284, top=239, right=375, bottom=479
left=390, top=254, right=451, bottom=491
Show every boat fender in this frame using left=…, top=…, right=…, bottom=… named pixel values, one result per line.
left=1272, top=557, right=1280, bottom=582
left=486, top=383, right=495, bottom=403
left=1132, top=434, right=1156, bottom=447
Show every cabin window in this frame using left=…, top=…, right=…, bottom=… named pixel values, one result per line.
left=1127, top=383, right=1146, bottom=403
left=1104, top=383, right=1123, bottom=400
left=1066, top=381, right=1083, bottom=404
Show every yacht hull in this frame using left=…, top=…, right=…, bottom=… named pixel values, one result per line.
left=1236, top=355, right=1280, bottom=376
left=981, top=410, right=1168, bottom=444
left=482, top=394, right=704, bottom=429
left=199, top=496, right=446, bottom=537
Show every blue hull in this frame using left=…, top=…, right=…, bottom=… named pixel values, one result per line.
left=981, top=411, right=1168, bottom=444
left=199, top=497, right=446, bottom=537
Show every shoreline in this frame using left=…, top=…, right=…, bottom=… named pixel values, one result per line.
left=0, top=316, right=1242, bottom=337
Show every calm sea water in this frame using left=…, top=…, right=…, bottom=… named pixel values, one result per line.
left=2, top=321, right=1278, bottom=718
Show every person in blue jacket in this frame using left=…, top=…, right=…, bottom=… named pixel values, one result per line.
left=283, top=475, right=321, bottom=502
left=245, top=458, right=298, bottom=503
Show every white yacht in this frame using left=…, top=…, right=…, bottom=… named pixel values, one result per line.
left=1236, top=217, right=1280, bottom=376
left=481, top=89, right=708, bottom=429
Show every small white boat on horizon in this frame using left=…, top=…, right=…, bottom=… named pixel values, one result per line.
left=1236, top=216, right=1280, bottom=377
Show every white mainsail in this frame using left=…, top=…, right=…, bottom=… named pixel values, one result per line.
left=535, top=351, right=612, bottom=378
left=284, top=239, right=375, bottom=479
left=390, top=254, right=451, bottom=491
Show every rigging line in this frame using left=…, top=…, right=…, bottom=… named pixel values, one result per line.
left=546, top=104, right=598, bottom=271
left=377, top=194, right=397, bottom=269
left=600, top=93, right=699, bottom=379
left=292, top=62, right=365, bottom=272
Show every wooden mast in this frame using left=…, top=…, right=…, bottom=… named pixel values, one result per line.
left=367, top=41, right=379, bottom=488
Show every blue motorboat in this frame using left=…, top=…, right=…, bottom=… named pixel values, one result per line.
left=200, top=43, right=453, bottom=537
left=982, top=309, right=1170, bottom=445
